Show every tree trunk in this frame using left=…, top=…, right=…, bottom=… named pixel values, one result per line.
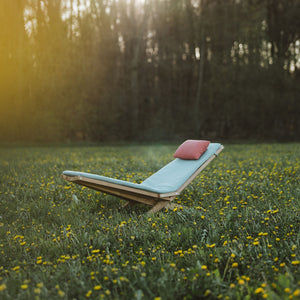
left=194, top=0, right=206, bottom=134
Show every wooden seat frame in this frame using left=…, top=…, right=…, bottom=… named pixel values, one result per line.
left=61, top=145, right=224, bottom=213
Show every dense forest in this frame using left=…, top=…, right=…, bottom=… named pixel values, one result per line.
left=0, top=0, right=299, bottom=142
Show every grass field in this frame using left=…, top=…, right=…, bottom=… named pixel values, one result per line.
left=0, top=143, right=299, bottom=300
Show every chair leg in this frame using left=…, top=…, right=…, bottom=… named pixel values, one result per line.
left=147, top=201, right=187, bottom=214
left=122, top=198, right=187, bottom=214
left=147, top=200, right=170, bottom=214
left=121, top=200, right=136, bottom=209
left=167, top=203, right=182, bottom=210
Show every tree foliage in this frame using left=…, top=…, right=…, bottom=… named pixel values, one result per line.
left=0, top=0, right=299, bottom=142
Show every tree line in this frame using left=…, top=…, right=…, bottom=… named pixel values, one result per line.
left=0, top=0, right=299, bottom=142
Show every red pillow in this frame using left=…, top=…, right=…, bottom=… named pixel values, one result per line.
left=173, top=140, right=210, bottom=160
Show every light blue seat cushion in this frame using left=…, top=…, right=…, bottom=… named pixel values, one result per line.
left=62, top=143, right=222, bottom=194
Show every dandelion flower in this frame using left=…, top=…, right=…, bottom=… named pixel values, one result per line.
left=255, top=287, right=264, bottom=294
left=0, top=284, right=7, bottom=291
left=293, top=289, right=300, bottom=297
left=86, top=290, right=92, bottom=298
left=58, top=290, right=65, bottom=297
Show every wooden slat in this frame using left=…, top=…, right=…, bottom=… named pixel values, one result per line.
left=61, top=174, right=160, bottom=198
left=70, top=179, right=158, bottom=206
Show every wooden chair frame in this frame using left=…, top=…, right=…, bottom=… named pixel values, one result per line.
left=61, top=145, right=224, bottom=213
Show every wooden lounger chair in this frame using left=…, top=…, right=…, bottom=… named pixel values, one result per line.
left=61, top=142, right=224, bottom=213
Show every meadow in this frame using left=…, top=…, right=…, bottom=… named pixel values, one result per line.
left=0, top=143, right=299, bottom=300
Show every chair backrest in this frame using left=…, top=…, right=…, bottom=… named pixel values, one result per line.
left=140, top=143, right=222, bottom=194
